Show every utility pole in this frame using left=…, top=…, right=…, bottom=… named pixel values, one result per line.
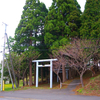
left=5, top=56, right=14, bottom=89
left=1, top=23, right=17, bottom=91
left=1, top=23, right=6, bottom=91
left=5, top=33, right=18, bottom=88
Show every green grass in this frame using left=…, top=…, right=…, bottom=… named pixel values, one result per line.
left=5, top=84, right=16, bottom=91
left=0, top=84, right=16, bottom=91
left=0, top=80, right=24, bottom=91
left=77, top=88, right=84, bottom=93
left=0, top=76, right=72, bottom=91
left=0, top=76, right=42, bottom=91
left=90, top=77, right=95, bottom=80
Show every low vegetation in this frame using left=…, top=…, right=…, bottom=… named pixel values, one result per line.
left=74, top=71, right=100, bottom=96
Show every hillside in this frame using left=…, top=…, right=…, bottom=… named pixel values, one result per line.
left=74, top=71, right=100, bottom=96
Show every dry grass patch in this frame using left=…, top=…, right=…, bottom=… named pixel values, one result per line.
left=73, top=71, right=100, bottom=96
left=15, top=79, right=73, bottom=91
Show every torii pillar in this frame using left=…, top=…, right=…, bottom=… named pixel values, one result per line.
left=32, top=59, right=57, bottom=88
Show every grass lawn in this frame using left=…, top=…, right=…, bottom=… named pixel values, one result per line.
left=0, top=81, right=23, bottom=91
left=0, top=79, right=72, bottom=91
left=0, top=84, right=14, bottom=91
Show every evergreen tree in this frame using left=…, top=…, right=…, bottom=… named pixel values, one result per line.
left=44, top=0, right=81, bottom=48
left=80, top=0, right=100, bottom=39
left=14, top=0, right=48, bottom=86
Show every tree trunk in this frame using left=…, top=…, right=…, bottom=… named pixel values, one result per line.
left=53, top=71, right=61, bottom=88
left=62, top=65, right=66, bottom=83
left=17, top=76, right=19, bottom=87
left=45, top=70, right=48, bottom=83
left=26, top=70, right=28, bottom=85
left=69, top=68, right=72, bottom=79
left=23, top=77, right=25, bottom=86
left=29, top=58, right=32, bottom=86
left=80, top=73, right=84, bottom=87
left=29, top=31, right=33, bottom=86
left=41, top=67, right=43, bottom=83
left=12, top=76, right=14, bottom=89
left=57, top=74, right=61, bottom=83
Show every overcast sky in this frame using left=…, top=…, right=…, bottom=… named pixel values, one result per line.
left=0, top=0, right=86, bottom=62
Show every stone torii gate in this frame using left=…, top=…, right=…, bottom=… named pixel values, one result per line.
left=32, top=59, right=57, bottom=88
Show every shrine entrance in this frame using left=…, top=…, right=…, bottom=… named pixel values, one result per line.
left=32, top=59, right=57, bottom=88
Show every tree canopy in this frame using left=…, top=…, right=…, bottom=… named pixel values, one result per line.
left=80, top=0, right=100, bottom=39
left=44, top=0, right=81, bottom=49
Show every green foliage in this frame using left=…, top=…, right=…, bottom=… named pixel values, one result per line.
left=77, top=88, right=84, bottom=93
left=14, top=0, right=48, bottom=55
left=90, top=77, right=95, bottom=80
left=44, top=32, right=54, bottom=46
left=80, top=0, right=100, bottom=39
left=44, top=0, right=81, bottom=49
left=50, top=38, right=69, bottom=50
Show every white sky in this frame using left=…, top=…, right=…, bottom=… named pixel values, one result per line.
left=0, top=0, right=86, bottom=62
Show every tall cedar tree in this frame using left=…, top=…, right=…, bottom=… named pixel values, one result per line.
left=80, top=0, right=100, bottom=39
left=44, top=0, right=81, bottom=49
left=14, top=0, right=48, bottom=86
